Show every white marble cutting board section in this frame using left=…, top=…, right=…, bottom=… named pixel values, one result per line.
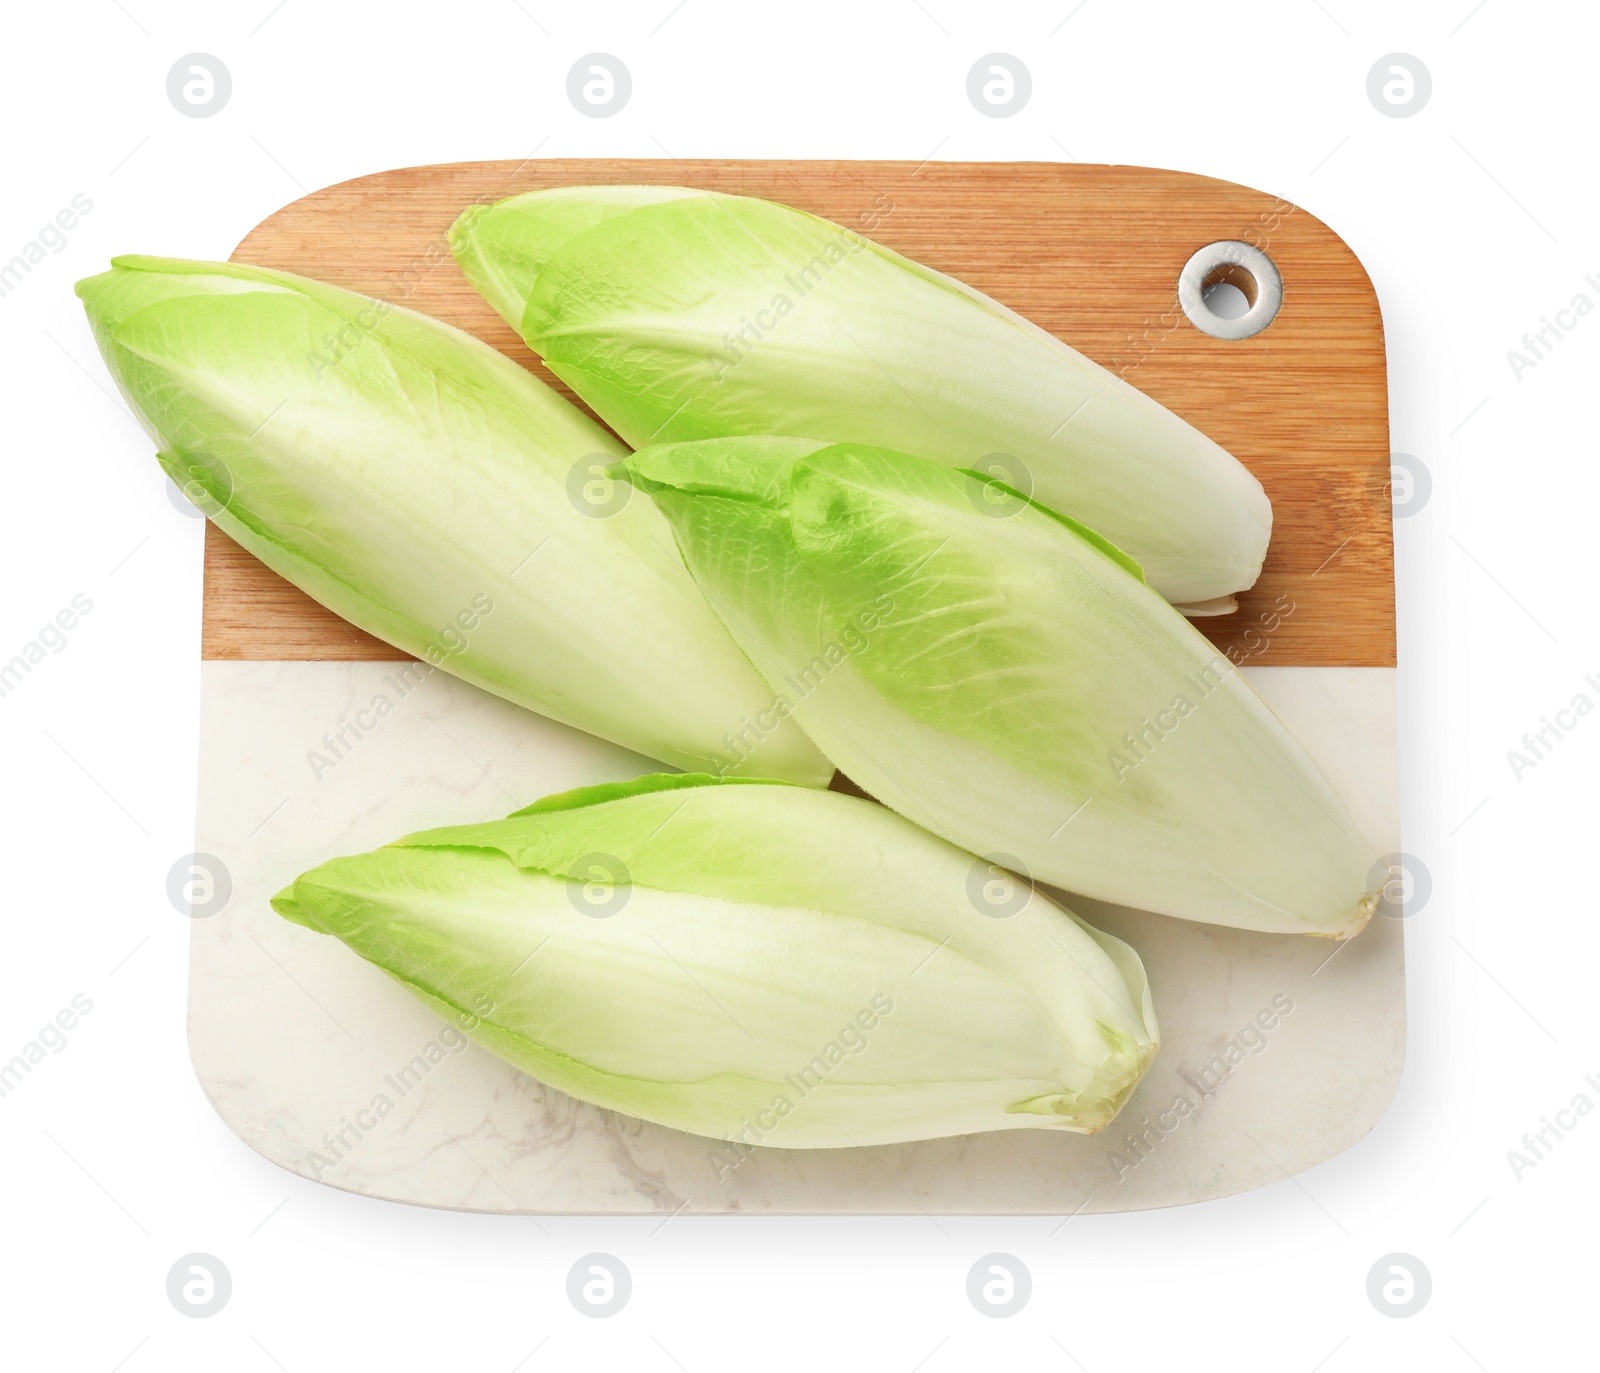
left=190, top=660, right=1403, bottom=1215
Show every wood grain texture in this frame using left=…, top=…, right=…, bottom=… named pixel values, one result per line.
left=210, top=158, right=1394, bottom=666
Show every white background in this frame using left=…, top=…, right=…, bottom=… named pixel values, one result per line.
left=1, top=0, right=1592, bottom=1368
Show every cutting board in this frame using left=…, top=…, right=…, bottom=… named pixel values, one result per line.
left=189, top=160, right=1402, bottom=1215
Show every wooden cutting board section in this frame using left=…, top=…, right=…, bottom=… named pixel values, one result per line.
left=211, top=159, right=1393, bottom=667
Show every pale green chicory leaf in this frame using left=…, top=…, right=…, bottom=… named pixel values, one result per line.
left=450, top=186, right=1272, bottom=606
left=273, top=772, right=1159, bottom=1151
left=75, top=256, right=830, bottom=783
left=622, top=437, right=1378, bottom=938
